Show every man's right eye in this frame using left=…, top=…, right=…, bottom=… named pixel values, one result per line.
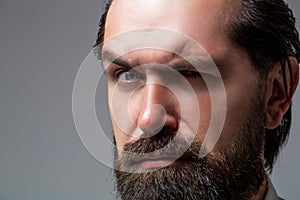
left=114, top=70, right=145, bottom=91
left=117, top=70, right=142, bottom=82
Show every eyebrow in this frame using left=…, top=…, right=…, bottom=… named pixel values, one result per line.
left=102, top=51, right=131, bottom=69
left=101, top=50, right=226, bottom=73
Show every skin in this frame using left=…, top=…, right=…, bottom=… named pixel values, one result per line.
left=102, top=0, right=299, bottom=199
left=104, top=0, right=257, bottom=151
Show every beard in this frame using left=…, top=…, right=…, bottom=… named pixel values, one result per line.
left=114, top=88, right=266, bottom=200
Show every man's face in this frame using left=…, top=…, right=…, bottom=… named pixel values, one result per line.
left=102, top=0, right=267, bottom=199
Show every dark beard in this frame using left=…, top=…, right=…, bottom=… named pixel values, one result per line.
left=114, top=94, right=266, bottom=200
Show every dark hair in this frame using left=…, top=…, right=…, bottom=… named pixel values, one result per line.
left=95, top=0, right=300, bottom=172
left=229, top=0, right=300, bottom=172
left=95, top=1, right=112, bottom=51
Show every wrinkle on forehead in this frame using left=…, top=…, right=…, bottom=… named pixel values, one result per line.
left=102, top=28, right=212, bottom=65
left=104, top=0, right=241, bottom=67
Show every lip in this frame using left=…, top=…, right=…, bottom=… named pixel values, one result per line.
left=131, top=154, right=193, bottom=169
left=139, top=157, right=178, bottom=169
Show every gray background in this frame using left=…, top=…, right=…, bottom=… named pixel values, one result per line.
left=0, top=0, right=299, bottom=199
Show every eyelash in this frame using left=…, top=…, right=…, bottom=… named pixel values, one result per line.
left=112, top=68, right=207, bottom=82
left=115, top=69, right=144, bottom=81
left=179, top=70, right=203, bottom=78
left=115, top=69, right=126, bottom=80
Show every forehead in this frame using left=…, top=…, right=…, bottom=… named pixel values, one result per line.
left=104, top=0, right=239, bottom=61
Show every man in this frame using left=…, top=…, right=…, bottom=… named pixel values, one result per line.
left=95, top=0, right=299, bottom=199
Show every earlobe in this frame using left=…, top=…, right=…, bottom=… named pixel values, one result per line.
left=265, top=57, right=299, bottom=129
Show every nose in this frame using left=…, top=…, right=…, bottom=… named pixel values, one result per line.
left=136, top=84, right=179, bottom=137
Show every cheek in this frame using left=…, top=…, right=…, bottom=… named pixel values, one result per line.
left=212, top=79, right=260, bottom=150
left=191, top=93, right=212, bottom=143
left=188, top=78, right=223, bottom=144
left=110, top=120, right=131, bottom=150
left=108, top=85, right=137, bottom=150
left=109, top=87, right=158, bottom=149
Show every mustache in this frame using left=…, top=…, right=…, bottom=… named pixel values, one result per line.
left=115, top=128, right=207, bottom=169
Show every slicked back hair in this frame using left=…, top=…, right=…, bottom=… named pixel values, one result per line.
left=95, top=0, right=300, bottom=172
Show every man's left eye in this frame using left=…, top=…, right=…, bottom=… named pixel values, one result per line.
left=180, top=70, right=202, bottom=78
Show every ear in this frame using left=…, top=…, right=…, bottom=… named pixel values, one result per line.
left=265, top=57, right=299, bottom=129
